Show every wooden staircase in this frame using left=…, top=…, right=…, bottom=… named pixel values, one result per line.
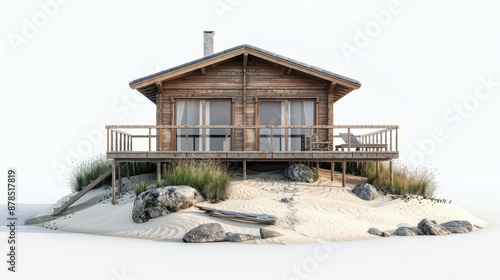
left=52, top=169, right=113, bottom=216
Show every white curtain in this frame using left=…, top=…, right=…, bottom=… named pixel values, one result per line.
left=176, top=101, right=186, bottom=151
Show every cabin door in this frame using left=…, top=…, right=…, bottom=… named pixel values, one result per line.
left=288, top=100, right=314, bottom=151
left=177, top=100, right=231, bottom=151
left=176, top=101, right=202, bottom=151
left=259, top=101, right=285, bottom=151
left=206, top=100, right=231, bottom=151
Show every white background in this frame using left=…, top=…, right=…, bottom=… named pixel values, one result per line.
left=1, top=1, right=500, bottom=279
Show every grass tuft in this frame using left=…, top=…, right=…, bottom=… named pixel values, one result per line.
left=69, top=155, right=112, bottom=192
left=164, top=160, right=231, bottom=202
left=358, top=160, right=438, bottom=197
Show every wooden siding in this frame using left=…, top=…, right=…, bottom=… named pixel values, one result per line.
left=156, top=55, right=332, bottom=151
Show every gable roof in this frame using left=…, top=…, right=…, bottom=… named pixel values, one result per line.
left=129, top=44, right=361, bottom=103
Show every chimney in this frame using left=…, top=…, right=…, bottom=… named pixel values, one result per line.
left=203, top=31, right=215, bottom=56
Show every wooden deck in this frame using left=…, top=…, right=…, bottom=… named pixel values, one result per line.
left=106, top=124, right=399, bottom=162
left=105, top=124, right=399, bottom=203
left=107, top=151, right=398, bottom=161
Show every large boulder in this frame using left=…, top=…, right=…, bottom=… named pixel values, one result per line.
left=284, top=163, right=318, bottom=183
left=393, top=226, right=423, bottom=236
left=417, top=219, right=451, bottom=235
left=352, top=183, right=379, bottom=201
left=440, top=220, right=473, bottom=233
left=183, top=223, right=226, bottom=243
left=132, top=185, right=203, bottom=223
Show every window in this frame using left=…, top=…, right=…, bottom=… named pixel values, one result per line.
left=176, top=100, right=231, bottom=151
left=259, top=100, right=314, bottom=151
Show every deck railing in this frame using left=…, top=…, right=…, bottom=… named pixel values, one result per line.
left=105, top=125, right=399, bottom=153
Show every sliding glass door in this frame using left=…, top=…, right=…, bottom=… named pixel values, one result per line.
left=259, top=100, right=314, bottom=152
left=206, top=101, right=231, bottom=151
left=176, top=100, right=231, bottom=151
left=289, top=101, right=314, bottom=151
left=176, top=101, right=202, bottom=151
left=259, top=101, right=285, bottom=151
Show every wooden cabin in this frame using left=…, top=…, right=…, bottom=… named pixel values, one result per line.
left=105, top=34, right=399, bottom=204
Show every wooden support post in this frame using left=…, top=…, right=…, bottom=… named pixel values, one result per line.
left=112, top=160, right=116, bottom=205
left=316, top=162, right=319, bottom=176
left=126, top=162, right=130, bottom=179
left=132, top=162, right=136, bottom=176
left=330, top=161, right=334, bottom=182
left=117, top=162, right=122, bottom=197
left=376, top=162, right=380, bottom=179
left=342, top=161, right=347, bottom=188
left=342, top=160, right=346, bottom=188
left=243, top=160, right=247, bottom=180
left=157, top=161, right=161, bottom=183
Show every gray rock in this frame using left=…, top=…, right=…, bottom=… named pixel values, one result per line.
left=418, top=219, right=451, bottom=235
left=440, top=220, right=473, bottom=232
left=225, top=232, right=254, bottom=242
left=284, top=163, right=318, bottom=183
left=367, top=227, right=389, bottom=237
left=132, top=185, right=203, bottom=223
left=183, top=223, right=226, bottom=243
left=280, top=197, right=291, bottom=203
left=352, top=183, right=379, bottom=201
left=446, top=227, right=470, bottom=234
left=393, top=226, right=423, bottom=236
left=260, top=228, right=284, bottom=239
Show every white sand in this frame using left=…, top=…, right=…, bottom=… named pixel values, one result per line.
left=35, top=169, right=488, bottom=244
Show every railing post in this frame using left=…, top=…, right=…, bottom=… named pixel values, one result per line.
left=347, top=128, right=351, bottom=150
left=225, top=128, right=229, bottom=152
left=107, top=128, right=110, bottom=152
left=390, top=130, right=393, bottom=151
left=115, top=131, right=118, bottom=152
left=110, top=130, right=114, bottom=152
left=185, top=127, right=188, bottom=152
left=270, top=126, right=274, bottom=152
left=148, top=128, right=152, bottom=152
left=395, top=128, right=399, bottom=151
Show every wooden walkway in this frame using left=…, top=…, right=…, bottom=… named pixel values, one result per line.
left=52, top=169, right=113, bottom=216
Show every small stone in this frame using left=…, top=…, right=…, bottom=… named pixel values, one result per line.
left=367, top=227, right=389, bottom=237
left=280, top=198, right=290, bottom=203
left=260, top=228, right=284, bottom=239
left=225, top=232, right=254, bottom=242
left=183, top=223, right=226, bottom=243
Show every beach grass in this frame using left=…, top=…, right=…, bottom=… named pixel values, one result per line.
left=164, top=159, right=231, bottom=202
left=133, top=181, right=152, bottom=196
left=358, top=160, right=438, bottom=197
left=69, top=155, right=112, bottom=192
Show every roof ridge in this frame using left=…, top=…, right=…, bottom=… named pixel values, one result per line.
left=129, top=44, right=361, bottom=86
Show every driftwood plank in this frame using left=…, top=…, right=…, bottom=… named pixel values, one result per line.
left=196, top=206, right=277, bottom=225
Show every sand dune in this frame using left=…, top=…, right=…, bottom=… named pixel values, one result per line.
left=35, top=170, right=488, bottom=243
